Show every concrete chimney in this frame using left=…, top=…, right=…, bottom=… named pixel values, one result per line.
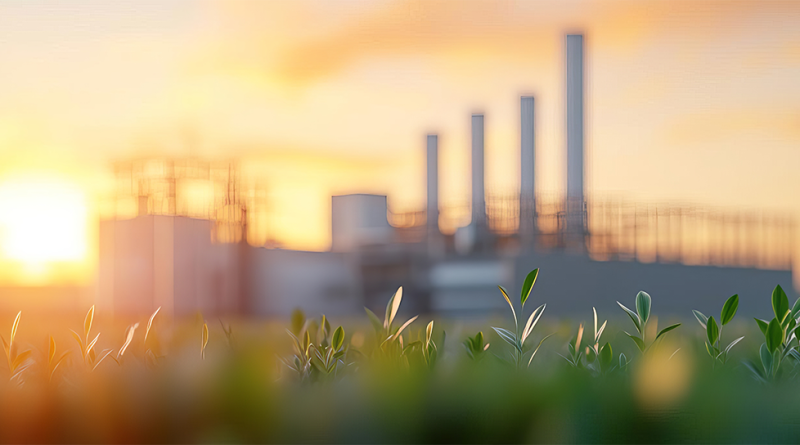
left=566, top=34, right=585, bottom=234
left=520, top=96, right=536, bottom=241
left=471, top=114, right=486, bottom=232
left=426, top=134, right=439, bottom=237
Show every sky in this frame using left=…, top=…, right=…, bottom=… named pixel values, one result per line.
left=0, top=0, right=799, bottom=285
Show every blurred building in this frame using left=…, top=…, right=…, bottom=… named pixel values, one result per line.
left=97, top=34, right=795, bottom=320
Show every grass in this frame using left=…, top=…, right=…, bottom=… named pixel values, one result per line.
left=0, top=270, right=798, bottom=442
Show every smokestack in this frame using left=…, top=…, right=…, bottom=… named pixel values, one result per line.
left=566, top=34, right=585, bottom=234
left=520, top=96, right=535, bottom=241
left=471, top=114, right=486, bottom=232
left=426, top=134, right=439, bottom=237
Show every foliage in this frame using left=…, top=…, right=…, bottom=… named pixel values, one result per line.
left=693, top=294, right=744, bottom=365
left=0, top=311, right=33, bottom=384
left=617, top=291, right=681, bottom=353
left=463, top=331, right=490, bottom=361
left=491, top=269, right=554, bottom=369
left=281, top=313, right=351, bottom=382
left=744, top=285, right=800, bottom=382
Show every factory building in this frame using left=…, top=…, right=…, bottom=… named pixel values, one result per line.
left=97, top=34, right=795, bottom=321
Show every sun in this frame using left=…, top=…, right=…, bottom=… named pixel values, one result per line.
left=0, top=176, right=88, bottom=267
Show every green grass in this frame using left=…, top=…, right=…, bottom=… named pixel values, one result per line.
left=0, top=270, right=798, bottom=443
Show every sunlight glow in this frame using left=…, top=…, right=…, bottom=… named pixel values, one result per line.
left=0, top=177, right=88, bottom=264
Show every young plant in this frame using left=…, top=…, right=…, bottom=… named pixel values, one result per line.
left=745, top=285, right=800, bottom=382
left=491, top=269, right=554, bottom=369
left=561, top=309, right=619, bottom=376
left=312, top=325, right=348, bottom=378
left=0, top=312, right=33, bottom=383
left=618, top=291, right=681, bottom=354
left=692, top=294, right=744, bottom=365
left=420, top=321, right=438, bottom=369
left=70, top=306, right=114, bottom=372
left=560, top=323, right=585, bottom=368
left=282, top=314, right=350, bottom=381
left=364, top=287, right=420, bottom=362
left=463, top=331, right=490, bottom=361
left=110, top=323, right=139, bottom=365
left=47, top=336, right=70, bottom=383
left=201, top=322, right=209, bottom=360
left=143, top=307, right=163, bottom=369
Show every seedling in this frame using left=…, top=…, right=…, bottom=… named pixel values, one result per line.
left=745, top=285, right=800, bottom=382
left=46, top=336, right=71, bottom=383
left=70, top=306, right=114, bottom=372
left=692, top=294, right=744, bottom=365
left=143, top=307, right=164, bottom=369
left=364, top=287, right=420, bottom=362
left=0, top=312, right=33, bottom=383
left=201, top=322, right=209, bottom=360
left=282, top=313, right=350, bottom=381
left=618, top=291, right=681, bottom=354
left=463, top=331, right=490, bottom=361
left=561, top=308, right=620, bottom=375
left=491, top=269, right=554, bottom=369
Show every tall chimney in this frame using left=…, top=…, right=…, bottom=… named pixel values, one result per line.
left=566, top=34, right=585, bottom=235
left=471, top=114, right=486, bottom=232
left=426, top=134, right=439, bottom=237
left=520, top=96, right=536, bottom=242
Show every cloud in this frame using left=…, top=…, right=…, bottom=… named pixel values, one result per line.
left=205, top=0, right=800, bottom=87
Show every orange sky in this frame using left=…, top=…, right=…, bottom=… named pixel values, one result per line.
left=1, top=0, right=799, bottom=285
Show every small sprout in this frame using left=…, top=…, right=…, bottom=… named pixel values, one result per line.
left=118, top=323, right=139, bottom=361
left=619, top=291, right=680, bottom=355
left=491, top=269, right=553, bottom=369
left=145, top=307, right=161, bottom=345
left=201, top=322, right=209, bottom=360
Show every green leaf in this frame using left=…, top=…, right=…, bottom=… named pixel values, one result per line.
left=766, top=319, right=784, bottom=353
left=624, top=332, right=645, bottom=352
left=521, top=304, right=546, bottom=345
left=491, top=327, right=520, bottom=352
left=498, top=286, right=518, bottom=328
left=721, top=294, right=739, bottom=325
left=520, top=268, right=539, bottom=307
left=619, top=353, right=628, bottom=370
left=787, top=317, right=797, bottom=337
left=385, top=287, right=403, bottom=330
left=599, top=342, right=613, bottom=370
left=760, top=343, right=772, bottom=374
left=692, top=310, right=708, bottom=330
left=617, top=302, right=641, bottom=333
left=586, top=347, right=596, bottom=363
left=743, top=359, right=766, bottom=383
left=772, top=285, right=789, bottom=322
left=706, top=316, right=719, bottom=346
left=364, top=308, right=383, bottom=335
left=656, top=323, right=681, bottom=342
left=755, top=318, right=769, bottom=336
left=425, top=321, right=434, bottom=346
left=792, top=298, right=800, bottom=320
left=331, top=326, right=345, bottom=351
left=526, top=333, right=554, bottom=367
left=635, top=291, right=652, bottom=326
left=704, top=341, right=715, bottom=359
left=723, top=336, right=745, bottom=356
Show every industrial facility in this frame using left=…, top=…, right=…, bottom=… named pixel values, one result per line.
left=97, top=34, right=795, bottom=320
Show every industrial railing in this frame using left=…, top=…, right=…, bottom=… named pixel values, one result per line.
left=388, top=194, right=795, bottom=270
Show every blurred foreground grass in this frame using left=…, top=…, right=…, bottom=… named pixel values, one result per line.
left=0, top=311, right=797, bottom=443
left=0, top=274, right=799, bottom=443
